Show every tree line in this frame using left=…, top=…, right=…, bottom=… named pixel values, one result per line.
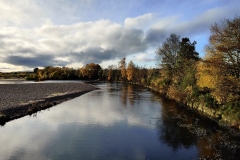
left=0, top=72, right=34, bottom=79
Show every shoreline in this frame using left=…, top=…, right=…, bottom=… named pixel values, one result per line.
left=0, top=82, right=97, bottom=125
left=147, top=85, right=240, bottom=131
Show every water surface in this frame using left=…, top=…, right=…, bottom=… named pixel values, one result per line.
left=0, top=83, right=239, bottom=159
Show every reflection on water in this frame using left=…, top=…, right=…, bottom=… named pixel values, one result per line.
left=0, top=83, right=239, bottom=159
left=159, top=97, right=240, bottom=159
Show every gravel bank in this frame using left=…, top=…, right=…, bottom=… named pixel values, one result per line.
left=0, top=82, right=96, bottom=124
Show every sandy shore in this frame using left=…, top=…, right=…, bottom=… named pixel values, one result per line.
left=0, top=82, right=97, bottom=124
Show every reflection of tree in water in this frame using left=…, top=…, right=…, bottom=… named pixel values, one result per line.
left=127, top=85, right=134, bottom=106
left=110, top=83, right=240, bottom=159
left=157, top=97, right=240, bottom=159
left=107, top=83, right=121, bottom=94
left=120, top=84, right=143, bottom=107
left=121, top=84, right=128, bottom=107
left=118, top=84, right=240, bottom=159
left=157, top=97, right=197, bottom=151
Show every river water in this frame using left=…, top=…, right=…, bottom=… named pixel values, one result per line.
left=0, top=82, right=239, bottom=159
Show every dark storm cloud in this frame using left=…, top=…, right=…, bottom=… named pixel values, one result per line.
left=3, top=54, right=65, bottom=68
left=71, top=47, right=120, bottom=64
left=144, top=29, right=167, bottom=46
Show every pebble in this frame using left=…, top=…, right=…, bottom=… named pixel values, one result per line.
left=0, top=82, right=96, bottom=111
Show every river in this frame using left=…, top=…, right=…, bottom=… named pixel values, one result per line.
left=0, top=82, right=239, bottom=159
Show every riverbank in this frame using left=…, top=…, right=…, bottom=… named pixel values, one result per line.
left=146, top=85, right=240, bottom=130
left=188, top=101, right=240, bottom=129
left=0, top=82, right=97, bottom=125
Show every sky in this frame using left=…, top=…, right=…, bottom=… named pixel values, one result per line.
left=0, top=0, right=239, bottom=72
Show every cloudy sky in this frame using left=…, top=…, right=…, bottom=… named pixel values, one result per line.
left=0, top=0, right=239, bottom=72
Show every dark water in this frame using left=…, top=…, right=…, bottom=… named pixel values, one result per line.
left=0, top=83, right=239, bottom=160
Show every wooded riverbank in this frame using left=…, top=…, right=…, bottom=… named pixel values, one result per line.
left=147, top=85, right=240, bottom=130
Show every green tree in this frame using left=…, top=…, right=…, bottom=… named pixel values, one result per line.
left=156, top=34, right=200, bottom=103
left=176, top=37, right=199, bottom=84
left=178, top=38, right=199, bottom=62
left=156, top=34, right=180, bottom=70
left=107, top=65, right=115, bottom=82
left=33, top=68, right=39, bottom=73
left=156, top=34, right=180, bottom=82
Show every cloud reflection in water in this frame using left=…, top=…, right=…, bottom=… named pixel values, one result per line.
left=0, top=83, right=199, bottom=160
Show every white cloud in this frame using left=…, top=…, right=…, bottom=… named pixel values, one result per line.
left=151, top=16, right=179, bottom=30
left=0, top=63, right=30, bottom=72
left=134, top=53, right=155, bottom=62
left=124, top=13, right=154, bottom=29
left=0, top=0, right=50, bottom=28
left=0, top=20, right=149, bottom=70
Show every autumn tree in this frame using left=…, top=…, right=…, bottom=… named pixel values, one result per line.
left=126, top=61, right=135, bottom=82
left=119, top=57, right=127, bottom=82
left=197, top=16, right=240, bottom=106
left=81, top=63, right=101, bottom=80
left=207, top=16, right=240, bottom=78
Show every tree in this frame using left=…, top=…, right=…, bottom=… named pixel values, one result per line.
left=176, top=37, right=199, bottom=86
left=33, top=68, right=39, bottom=73
left=196, top=16, right=240, bottom=105
left=197, top=50, right=239, bottom=105
left=119, top=57, right=127, bottom=82
left=207, top=16, right=240, bottom=78
left=156, top=35, right=200, bottom=103
left=174, top=37, right=199, bottom=83
left=81, top=63, right=101, bottom=80
left=107, top=65, right=117, bottom=82
left=156, top=34, right=180, bottom=70
left=126, top=61, right=135, bottom=82
left=178, top=38, right=199, bottom=62
left=156, top=34, right=180, bottom=84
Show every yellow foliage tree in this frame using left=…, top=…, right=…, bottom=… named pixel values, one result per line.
left=196, top=50, right=239, bottom=104
left=119, top=57, right=127, bottom=82
left=198, top=16, right=240, bottom=105
left=126, top=61, right=135, bottom=82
